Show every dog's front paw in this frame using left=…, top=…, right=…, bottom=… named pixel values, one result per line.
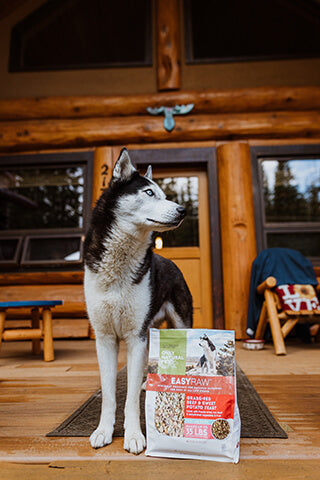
left=123, top=430, right=146, bottom=455
left=90, top=427, right=113, bottom=449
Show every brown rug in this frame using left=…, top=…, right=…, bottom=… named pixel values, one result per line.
left=47, top=365, right=287, bottom=439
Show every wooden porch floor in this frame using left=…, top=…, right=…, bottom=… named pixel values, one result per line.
left=0, top=338, right=319, bottom=479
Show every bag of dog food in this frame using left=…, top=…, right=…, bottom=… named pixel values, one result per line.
left=145, top=329, right=240, bottom=463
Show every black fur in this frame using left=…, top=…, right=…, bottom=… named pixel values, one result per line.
left=84, top=171, right=152, bottom=273
left=199, top=354, right=207, bottom=367
left=139, top=253, right=193, bottom=338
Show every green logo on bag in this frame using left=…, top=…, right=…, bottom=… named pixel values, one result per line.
left=159, top=330, right=187, bottom=375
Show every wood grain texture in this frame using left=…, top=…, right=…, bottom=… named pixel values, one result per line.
left=217, top=143, right=257, bottom=338
left=156, top=0, right=181, bottom=90
left=0, top=87, right=319, bottom=120
left=92, top=147, right=113, bottom=206
left=0, top=459, right=319, bottom=480
left=0, top=271, right=84, bottom=285
left=1, top=111, right=320, bottom=152
left=0, top=339, right=319, bottom=471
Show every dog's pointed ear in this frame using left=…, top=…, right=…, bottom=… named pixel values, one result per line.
left=112, top=148, right=136, bottom=182
left=144, top=165, right=153, bottom=180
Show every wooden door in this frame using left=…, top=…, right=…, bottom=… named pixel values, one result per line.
left=151, top=169, right=213, bottom=329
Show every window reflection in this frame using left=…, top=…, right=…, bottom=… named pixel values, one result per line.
left=22, top=236, right=82, bottom=264
left=0, top=166, right=84, bottom=230
left=154, top=176, right=199, bottom=248
left=261, top=159, right=320, bottom=223
left=267, top=232, right=320, bottom=258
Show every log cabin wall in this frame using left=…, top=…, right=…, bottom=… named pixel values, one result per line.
left=0, top=1, right=319, bottom=339
left=1, top=87, right=320, bottom=338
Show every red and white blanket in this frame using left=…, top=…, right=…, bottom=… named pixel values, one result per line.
left=275, top=284, right=320, bottom=313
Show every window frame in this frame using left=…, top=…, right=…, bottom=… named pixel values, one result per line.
left=9, top=0, right=153, bottom=72
left=0, top=151, right=93, bottom=270
left=251, top=144, right=320, bottom=265
left=0, top=236, right=23, bottom=267
left=184, top=0, right=320, bottom=65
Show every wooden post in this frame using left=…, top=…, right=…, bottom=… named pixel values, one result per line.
left=156, top=0, right=181, bottom=91
left=255, top=302, right=268, bottom=340
left=31, top=307, right=41, bottom=355
left=217, top=142, right=257, bottom=338
left=42, top=307, right=54, bottom=362
left=256, top=276, right=277, bottom=295
left=281, top=317, right=299, bottom=339
left=88, top=147, right=114, bottom=340
left=0, top=310, right=6, bottom=347
left=264, top=290, right=286, bottom=355
left=92, top=147, right=114, bottom=207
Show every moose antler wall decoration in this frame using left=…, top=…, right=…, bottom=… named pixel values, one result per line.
left=146, top=104, right=194, bottom=132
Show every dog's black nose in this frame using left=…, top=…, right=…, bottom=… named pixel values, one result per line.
left=176, top=206, right=186, bottom=217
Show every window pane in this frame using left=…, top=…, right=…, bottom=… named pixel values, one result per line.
left=261, top=159, right=320, bottom=222
left=185, top=0, right=320, bottom=63
left=22, top=236, right=82, bottom=263
left=153, top=177, right=199, bottom=248
left=0, top=238, right=20, bottom=262
left=0, top=166, right=85, bottom=230
left=10, top=0, right=152, bottom=72
left=267, top=232, right=320, bottom=258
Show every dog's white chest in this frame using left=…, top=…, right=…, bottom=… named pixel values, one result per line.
left=84, top=266, right=150, bottom=339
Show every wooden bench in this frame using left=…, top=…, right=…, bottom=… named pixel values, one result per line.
left=0, top=272, right=88, bottom=353
left=0, top=300, right=63, bottom=361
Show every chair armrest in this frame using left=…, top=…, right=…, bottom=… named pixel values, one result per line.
left=256, top=276, right=277, bottom=295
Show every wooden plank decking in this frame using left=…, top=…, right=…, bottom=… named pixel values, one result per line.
left=0, top=338, right=319, bottom=479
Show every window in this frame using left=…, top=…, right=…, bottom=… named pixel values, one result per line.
left=153, top=176, right=199, bottom=248
left=0, top=152, right=93, bottom=270
left=251, top=145, right=320, bottom=264
left=9, top=0, right=152, bottom=72
left=185, top=0, right=320, bottom=64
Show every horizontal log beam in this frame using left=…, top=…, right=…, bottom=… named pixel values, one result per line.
left=0, top=271, right=84, bottom=285
left=0, top=111, right=320, bottom=152
left=0, top=86, right=319, bottom=121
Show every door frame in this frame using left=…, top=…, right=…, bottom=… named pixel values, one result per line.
left=129, top=147, right=224, bottom=329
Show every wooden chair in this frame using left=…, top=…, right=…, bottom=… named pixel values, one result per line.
left=254, top=276, right=320, bottom=355
left=0, top=300, right=62, bottom=361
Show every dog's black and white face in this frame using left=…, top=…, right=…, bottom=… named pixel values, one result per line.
left=199, top=334, right=216, bottom=352
left=111, top=149, right=186, bottom=233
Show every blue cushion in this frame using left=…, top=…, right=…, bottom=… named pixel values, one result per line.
left=0, top=300, right=63, bottom=308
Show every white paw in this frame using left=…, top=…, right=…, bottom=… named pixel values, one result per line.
left=90, top=427, right=113, bottom=449
left=123, top=431, right=146, bottom=455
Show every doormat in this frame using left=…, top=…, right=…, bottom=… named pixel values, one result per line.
left=47, top=365, right=287, bottom=439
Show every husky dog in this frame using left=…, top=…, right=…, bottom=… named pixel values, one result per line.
left=84, top=148, right=193, bottom=454
left=199, top=334, right=217, bottom=375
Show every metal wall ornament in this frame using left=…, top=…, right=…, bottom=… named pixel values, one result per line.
left=146, top=104, right=194, bottom=132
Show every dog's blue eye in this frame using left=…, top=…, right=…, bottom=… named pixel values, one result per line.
left=145, top=189, right=154, bottom=196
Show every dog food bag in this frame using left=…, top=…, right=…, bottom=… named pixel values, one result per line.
left=145, top=329, right=240, bottom=463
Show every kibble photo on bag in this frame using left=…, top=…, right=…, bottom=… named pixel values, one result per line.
left=145, top=329, right=240, bottom=463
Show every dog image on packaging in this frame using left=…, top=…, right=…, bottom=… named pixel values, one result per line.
left=83, top=148, right=192, bottom=454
